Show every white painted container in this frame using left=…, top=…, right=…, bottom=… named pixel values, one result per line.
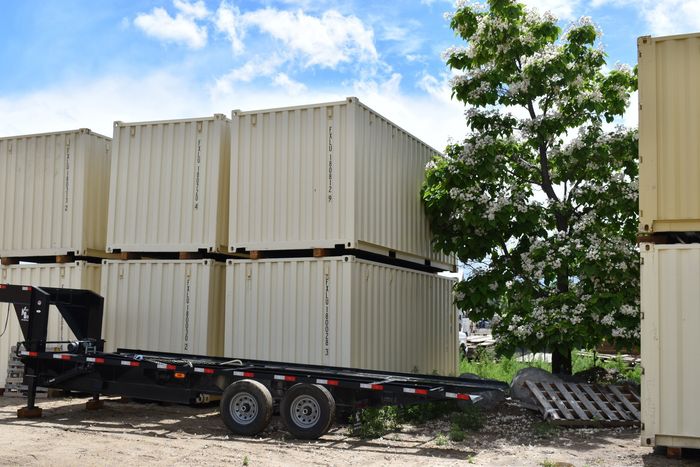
left=638, top=33, right=700, bottom=233
left=101, top=260, right=225, bottom=356
left=0, top=129, right=111, bottom=257
left=640, top=243, right=700, bottom=449
left=107, top=115, right=231, bottom=253
left=229, top=98, right=455, bottom=271
left=225, top=256, right=458, bottom=375
left=0, top=262, right=101, bottom=388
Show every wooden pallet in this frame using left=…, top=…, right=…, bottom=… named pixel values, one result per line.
left=526, top=381, right=641, bottom=427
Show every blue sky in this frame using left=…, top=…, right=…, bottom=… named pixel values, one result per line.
left=0, top=0, right=698, bottom=148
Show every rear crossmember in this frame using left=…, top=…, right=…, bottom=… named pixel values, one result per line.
left=0, top=284, right=507, bottom=439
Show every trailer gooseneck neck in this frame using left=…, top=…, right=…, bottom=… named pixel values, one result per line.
left=0, top=284, right=508, bottom=439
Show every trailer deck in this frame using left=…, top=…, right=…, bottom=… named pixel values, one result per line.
left=0, top=284, right=508, bottom=439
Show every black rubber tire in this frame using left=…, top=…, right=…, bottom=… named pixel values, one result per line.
left=220, top=379, right=273, bottom=436
left=280, top=384, right=336, bottom=440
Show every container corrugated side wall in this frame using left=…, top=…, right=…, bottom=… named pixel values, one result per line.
left=641, top=243, right=700, bottom=449
left=0, top=262, right=101, bottom=388
left=225, top=256, right=457, bottom=375
left=353, top=100, right=454, bottom=269
left=230, top=98, right=454, bottom=270
left=101, top=260, right=225, bottom=356
left=107, top=116, right=231, bottom=253
left=0, top=130, right=111, bottom=257
left=639, top=33, right=700, bottom=233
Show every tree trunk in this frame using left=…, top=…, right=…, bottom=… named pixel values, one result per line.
left=552, top=347, right=572, bottom=375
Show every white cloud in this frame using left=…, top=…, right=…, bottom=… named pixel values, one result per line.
left=241, top=8, right=378, bottom=68
left=214, top=2, right=244, bottom=54
left=134, top=0, right=209, bottom=49
left=592, top=0, right=700, bottom=36
left=273, top=73, right=308, bottom=95
left=173, top=0, right=209, bottom=19
left=520, top=0, right=582, bottom=21
left=0, top=72, right=211, bottom=138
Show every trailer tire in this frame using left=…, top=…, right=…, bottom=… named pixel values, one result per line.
left=220, top=379, right=273, bottom=436
left=281, top=384, right=335, bottom=440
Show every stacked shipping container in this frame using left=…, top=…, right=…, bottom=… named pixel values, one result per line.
left=0, top=129, right=110, bottom=390
left=638, top=33, right=700, bottom=450
left=102, top=115, right=232, bottom=357
left=225, top=98, right=458, bottom=375
left=0, top=98, right=458, bottom=386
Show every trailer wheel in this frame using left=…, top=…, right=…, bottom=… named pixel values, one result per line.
left=281, top=384, right=335, bottom=439
left=220, top=379, right=273, bottom=436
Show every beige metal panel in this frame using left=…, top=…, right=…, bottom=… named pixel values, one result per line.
left=100, top=260, right=225, bottom=356
left=0, top=261, right=101, bottom=387
left=641, top=243, right=700, bottom=449
left=229, top=98, right=455, bottom=270
left=639, top=33, right=700, bottom=233
left=107, top=115, right=231, bottom=253
left=0, top=130, right=111, bottom=257
left=225, top=256, right=457, bottom=375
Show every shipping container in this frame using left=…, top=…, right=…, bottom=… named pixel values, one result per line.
left=640, top=243, right=700, bottom=449
left=0, top=129, right=111, bottom=257
left=101, top=260, right=225, bottom=356
left=225, top=256, right=458, bottom=376
left=0, top=261, right=101, bottom=388
left=229, top=98, right=455, bottom=271
left=107, top=115, right=231, bottom=253
left=639, top=33, right=700, bottom=233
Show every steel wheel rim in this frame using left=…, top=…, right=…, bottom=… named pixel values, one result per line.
left=230, top=392, right=258, bottom=425
left=290, top=395, right=321, bottom=429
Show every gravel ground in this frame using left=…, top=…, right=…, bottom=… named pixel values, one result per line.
left=0, top=395, right=697, bottom=466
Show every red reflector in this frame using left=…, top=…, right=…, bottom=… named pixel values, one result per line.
left=328, top=380, right=340, bottom=386
left=203, top=368, right=215, bottom=375
left=61, top=355, right=71, bottom=360
left=130, top=362, right=140, bottom=367
left=457, top=393, right=470, bottom=401
left=371, top=384, right=384, bottom=391
left=285, top=376, right=296, bottom=382
left=243, top=372, right=255, bottom=378
left=95, top=358, right=105, bottom=364
left=416, top=389, right=428, bottom=395
left=0, top=284, right=7, bottom=289
left=167, top=364, right=176, bottom=370
left=29, top=352, right=38, bottom=357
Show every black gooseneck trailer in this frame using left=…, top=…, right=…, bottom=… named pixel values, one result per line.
left=0, top=284, right=508, bottom=439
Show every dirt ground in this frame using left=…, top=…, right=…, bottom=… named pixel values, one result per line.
left=0, top=395, right=697, bottom=467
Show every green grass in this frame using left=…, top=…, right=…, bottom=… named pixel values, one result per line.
left=459, top=349, right=641, bottom=384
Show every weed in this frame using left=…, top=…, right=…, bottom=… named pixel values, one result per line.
left=435, top=433, right=448, bottom=446
left=351, top=406, right=400, bottom=439
left=242, top=455, right=249, bottom=466
left=398, top=401, right=457, bottom=424
left=449, top=427, right=465, bottom=442
left=540, top=460, right=556, bottom=467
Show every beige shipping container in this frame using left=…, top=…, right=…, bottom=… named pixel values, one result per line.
left=639, top=33, right=700, bottom=233
left=101, top=260, right=225, bottom=356
left=107, top=115, right=231, bottom=253
left=0, top=129, right=111, bottom=257
left=0, top=261, right=101, bottom=388
left=229, top=98, right=455, bottom=271
left=640, top=243, right=700, bottom=449
left=225, top=256, right=458, bottom=375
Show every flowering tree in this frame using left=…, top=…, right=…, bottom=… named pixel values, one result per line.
left=422, top=0, right=639, bottom=374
